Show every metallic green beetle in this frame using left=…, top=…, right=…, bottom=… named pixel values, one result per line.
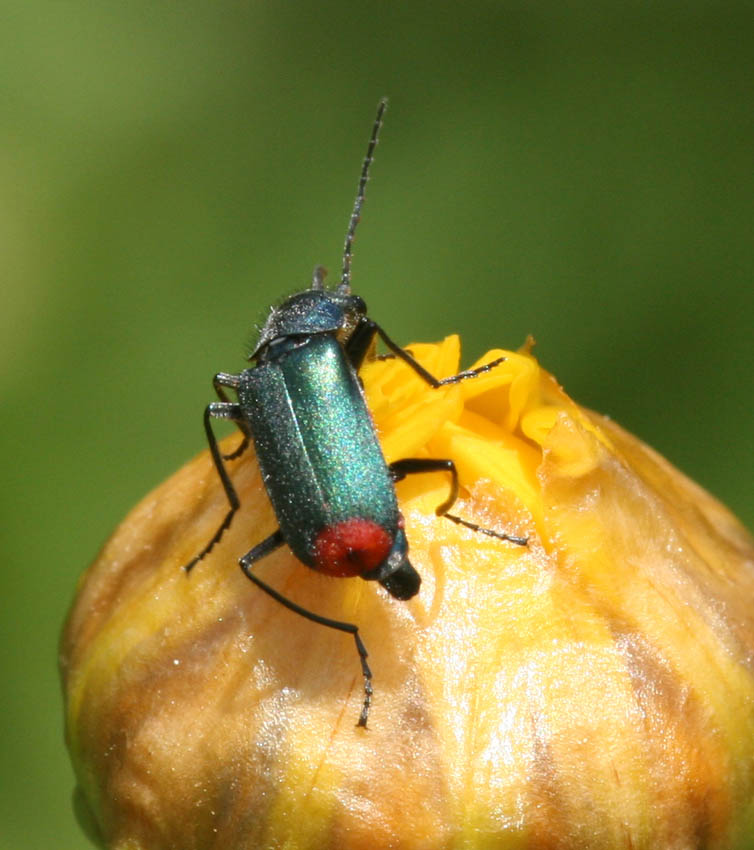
left=185, top=100, right=526, bottom=726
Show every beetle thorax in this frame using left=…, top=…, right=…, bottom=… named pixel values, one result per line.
left=249, top=289, right=366, bottom=360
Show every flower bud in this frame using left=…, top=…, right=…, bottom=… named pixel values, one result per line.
left=61, top=336, right=754, bottom=849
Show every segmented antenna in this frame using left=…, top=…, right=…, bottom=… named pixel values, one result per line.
left=337, top=98, right=388, bottom=294
left=311, top=265, right=327, bottom=290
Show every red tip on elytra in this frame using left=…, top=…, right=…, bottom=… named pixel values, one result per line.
left=313, top=519, right=393, bottom=577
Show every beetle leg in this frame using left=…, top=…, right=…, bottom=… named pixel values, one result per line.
left=213, top=372, right=251, bottom=460
left=222, top=435, right=250, bottom=461
left=184, top=402, right=245, bottom=572
left=390, top=458, right=458, bottom=514
left=389, top=457, right=528, bottom=546
left=442, top=512, right=528, bottom=545
left=344, top=318, right=379, bottom=370
left=372, top=348, right=414, bottom=362
left=240, top=536, right=374, bottom=728
left=213, top=371, right=241, bottom=397
left=359, top=317, right=505, bottom=387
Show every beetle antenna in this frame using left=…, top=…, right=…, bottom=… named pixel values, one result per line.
left=312, top=265, right=327, bottom=290
left=338, top=98, right=387, bottom=295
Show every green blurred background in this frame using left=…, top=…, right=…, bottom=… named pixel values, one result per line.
left=2, top=2, right=753, bottom=847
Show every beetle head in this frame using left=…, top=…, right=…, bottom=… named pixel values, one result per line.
left=249, top=287, right=367, bottom=360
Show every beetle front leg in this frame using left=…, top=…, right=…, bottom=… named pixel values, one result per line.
left=184, top=401, right=245, bottom=572
left=344, top=318, right=379, bottom=371
left=390, top=457, right=528, bottom=546
left=355, top=317, right=505, bottom=386
left=240, top=534, right=374, bottom=728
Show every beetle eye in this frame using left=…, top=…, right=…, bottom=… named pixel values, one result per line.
left=350, top=295, right=367, bottom=314
left=335, top=293, right=366, bottom=315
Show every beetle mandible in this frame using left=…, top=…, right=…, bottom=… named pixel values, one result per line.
left=185, top=99, right=527, bottom=727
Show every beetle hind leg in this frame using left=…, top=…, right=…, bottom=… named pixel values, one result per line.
left=239, top=533, right=374, bottom=728
left=442, top=512, right=528, bottom=545
left=389, top=457, right=528, bottom=546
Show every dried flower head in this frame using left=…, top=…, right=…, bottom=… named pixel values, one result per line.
left=61, top=336, right=754, bottom=850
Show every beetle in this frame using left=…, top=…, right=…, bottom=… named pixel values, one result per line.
left=185, top=99, right=527, bottom=726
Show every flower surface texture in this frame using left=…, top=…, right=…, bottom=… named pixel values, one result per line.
left=61, top=336, right=754, bottom=850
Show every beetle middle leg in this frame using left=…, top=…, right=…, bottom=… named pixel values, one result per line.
left=390, top=458, right=528, bottom=545
left=184, top=401, right=246, bottom=572
left=239, top=531, right=374, bottom=728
